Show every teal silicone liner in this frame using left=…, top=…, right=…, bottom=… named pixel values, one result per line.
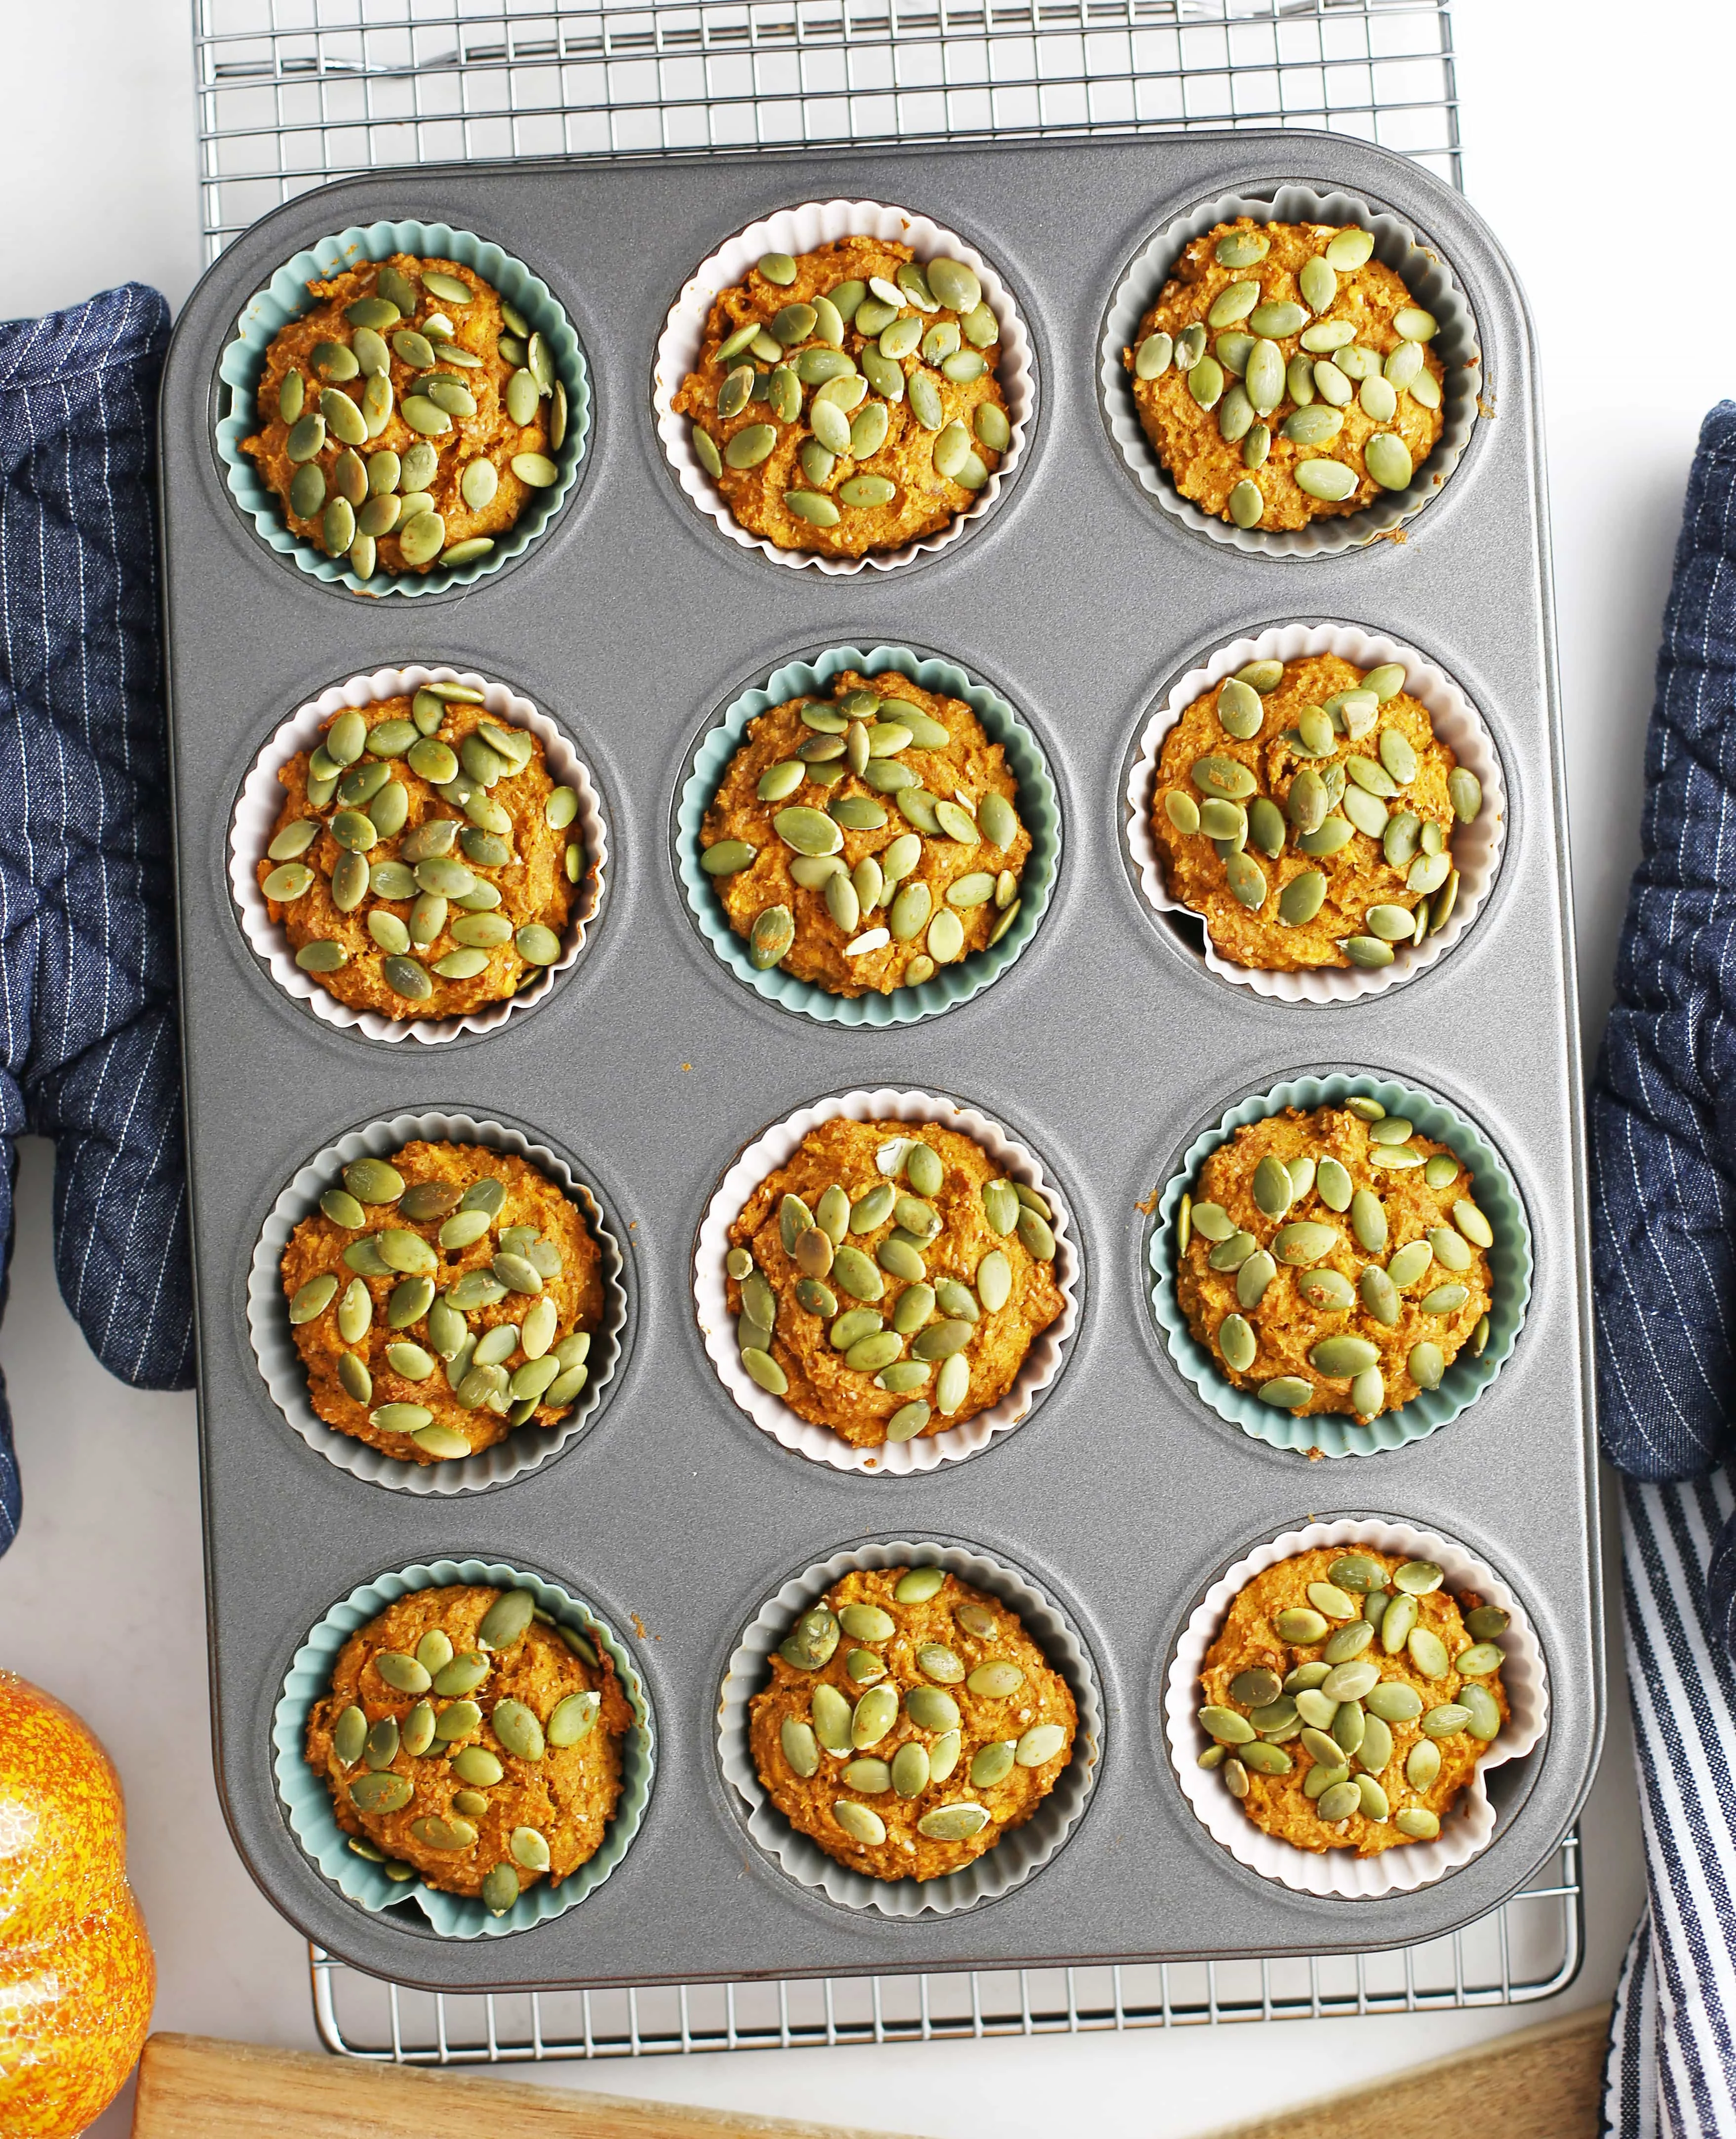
left=676, top=645, right=1061, bottom=1027
left=1149, top=1073, right=1532, bottom=1458
left=272, top=1558, right=654, bottom=1939
left=215, top=221, right=591, bottom=597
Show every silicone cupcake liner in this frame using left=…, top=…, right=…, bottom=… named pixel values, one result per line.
left=1149, top=1071, right=1531, bottom=1457
left=1100, top=183, right=1480, bottom=557
left=248, top=1112, right=628, bottom=1495
left=274, top=1558, right=654, bottom=1936
left=696, top=1087, right=1081, bottom=1476
left=231, top=665, right=608, bottom=1045
left=1125, top=621, right=1505, bottom=1004
left=654, top=199, right=1035, bottom=575
left=677, top=644, right=1060, bottom=1027
left=720, top=1538, right=1102, bottom=1918
left=216, top=219, right=591, bottom=596
left=1164, top=1516, right=1547, bottom=1899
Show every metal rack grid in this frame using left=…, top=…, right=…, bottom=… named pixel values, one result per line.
left=193, top=0, right=1461, bottom=259
left=308, top=1831, right=1581, bottom=2061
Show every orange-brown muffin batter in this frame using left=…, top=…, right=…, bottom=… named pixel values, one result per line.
left=1124, top=218, right=1451, bottom=531
left=1175, top=1103, right=1494, bottom=1422
left=750, top=1565, right=1076, bottom=1882
left=700, top=670, right=1030, bottom=996
left=672, top=237, right=1010, bottom=557
left=1151, top=651, right=1480, bottom=971
left=305, top=1584, right=633, bottom=1909
left=725, top=1116, right=1064, bottom=1448
left=242, top=253, right=565, bottom=578
left=259, top=690, right=581, bottom=1022
left=1197, top=1547, right=1513, bottom=1857
left=282, top=1141, right=604, bottom=1466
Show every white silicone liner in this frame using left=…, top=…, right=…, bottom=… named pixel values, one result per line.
left=694, top=1088, right=1080, bottom=1476
left=1100, top=183, right=1481, bottom=557
left=247, top=1111, right=628, bottom=1495
left=1164, top=1517, right=1548, bottom=1900
left=719, top=1539, right=1103, bottom=1917
left=653, top=199, right=1035, bottom=576
left=1125, top=621, right=1506, bottom=1004
left=230, top=666, right=608, bottom=1044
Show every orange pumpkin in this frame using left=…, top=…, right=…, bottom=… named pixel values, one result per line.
left=0, top=1672, right=155, bottom=2138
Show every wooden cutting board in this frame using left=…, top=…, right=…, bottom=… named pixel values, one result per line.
left=1199, top=2001, right=1608, bottom=2138
left=131, top=2005, right=1609, bottom=2139
left=130, top=2033, right=922, bottom=2138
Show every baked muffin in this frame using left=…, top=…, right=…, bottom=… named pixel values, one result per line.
left=672, top=238, right=1011, bottom=557
left=1150, top=651, right=1482, bottom=971
left=724, top=1116, right=1065, bottom=1447
left=259, top=690, right=582, bottom=1021
left=241, top=253, right=567, bottom=579
left=750, top=1565, right=1076, bottom=1882
left=304, top=1584, right=633, bottom=1912
left=282, top=1141, right=604, bottom=1466
left=699, top=670, right=1030, bottom=995
left=1123, top=218, right=1450, bottom=531
left=1196, top=1547, right=1514, bottom=1856
left=1174, top=1101, right=1494, bottom=1422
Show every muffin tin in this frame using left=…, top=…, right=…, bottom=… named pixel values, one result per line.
left=159, top=132, right=1600, bottom=1992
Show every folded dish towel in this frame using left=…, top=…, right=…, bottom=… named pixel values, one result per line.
left=1593, top=400, right=1736, bottom=2135
left=0, top=283, right=194, bottom=1553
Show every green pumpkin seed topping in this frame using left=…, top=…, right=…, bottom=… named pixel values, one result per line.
left=264, top=693, right=575, bottom=1019
left=700, top=669, right=1031, bottom=997
left=724, top=1114, right=1062, bottom=1446
left=1174, top=1098, right=1494, bottom=1424
left=258, top=252, right=563, bottom=579
left=1126, top=217, right=1451, bottom=529
left=284, top=1138, right=602, bottom=1464
left=762, top=1564, right=1074, bottom=1860
left=1200, top=1542, right=1508, bottom=1840
left=682, top=239, right=1009, bottom=556
left=1153, top=648, right=1475, bottom=975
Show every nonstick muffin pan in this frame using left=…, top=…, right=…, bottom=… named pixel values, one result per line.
left=158, top=131, right=1600, bottom=1992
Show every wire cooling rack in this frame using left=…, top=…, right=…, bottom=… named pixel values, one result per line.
left=307, top=1832, right=1581, bottom=2060
left=218, top=0, right=1535, bottom=2064
left=193, top=0, right=1460, bottom=258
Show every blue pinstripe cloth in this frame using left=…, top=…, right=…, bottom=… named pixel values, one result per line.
left=0, top=283, right=194, bottom=1554
left=1594, top=401, right=1736, bottom=2131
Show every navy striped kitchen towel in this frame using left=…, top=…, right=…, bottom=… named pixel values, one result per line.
left=0, top=283, right=195, bottom=1555
left=1593, top=399, right=1736, bottom=2133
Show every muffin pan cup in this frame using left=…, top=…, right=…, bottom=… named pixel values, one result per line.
left=694, top=1086, right=1081, bottom=1476
left=1124, top=620, right=1505, bottom=1005
left=677, top=642, right=1061, bottom=1027
left=247, top=1110, right=630, bottom=1495
left=230, top=665, right=608, bottom=1044
left=1099, top=182, right=1480, bottom=557
left=273, top=1557, right=655, bottom=1937
left=215, top=219, right=592, bottom=597
left=719, top=1537, right=1103, bottom=1917
left=1163, top=1516, right=1549, bottom=1900
left=1148, top=1070, right=1532, bottom=1460
left=160, top=134, right=1598, bottom=1993
left=653, top=198, right=1036, bottom=575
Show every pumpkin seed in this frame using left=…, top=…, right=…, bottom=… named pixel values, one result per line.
left=1295, top=457, right=1358, bottom=502
left=1217, top=1313, right=1257, bottom=1373
left=1273, top=1221, right=1338, bottom=1266
left=1297, top=1268, right=1356, bottom=1311
left=1311, top=1334, right=1381, bottom=1378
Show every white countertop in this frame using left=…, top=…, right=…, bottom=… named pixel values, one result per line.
left=6, top=0, right=1716, bottom=2128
